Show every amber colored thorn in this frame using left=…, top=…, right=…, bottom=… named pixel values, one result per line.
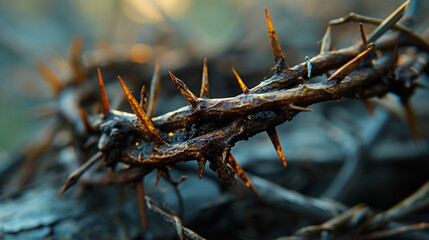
left=147, top=61, right=161, bottom=118
left=58, top=152, right=103, bottom=196
left=200, top=58, right=209, bottom=98
left=140, top=85, right=149, bottom=112
left=98, top=68, right=111, bottom=116
left=265, top=8, right=287, bottom=70
left=118, top=76, right=167, bottom=146
left=168, top=72, right=198, bottom=108
left=136, top=180, right=147, bottom=230
left=359, top=23, right=368, bottom=49
left=197, top=159, right=206, bottom=179
left=80, top=108, right=92, bottom=133
left=327, top=43, right=376, bottom=83
left=266, top=128, right=287, bottom=168
left=402, top=100, right=420, bottom=142
left=227, top=154, right=258, bottom=196
left=361, top=99, right=375, bottom=117
left=35, top=61, right=62, bottom=97
left=320, top=26, right=332, bottom=54
left=155, top=168, right=164, bottom=185
left=69, top=36, right=85, bottom=84
left=232, top=68, right=249, bottom=93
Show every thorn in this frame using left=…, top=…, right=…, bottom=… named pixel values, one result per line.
left=35, top=61, right=62, bottom=96
left=265, top=8, right=288, bottom=70
left=266, top=128, right=287, bottom=168
left=98, top=68, right=111, bottom=116
left=147, top=61, right=161, bottom=118
left=367, top=0, right=409, bottom=43
left=58, top=152, right=103, bottom=196
left=232, top=68, right=249, bottom=93
left=320, top=26, right=331, bottom=54
left=305, top=56, right=312, bottom=78
left=200, top=58, right=209, bottom=98
left=169, top=72, right=198, bottom=108
left=402, top=100, right=420, bottom=142
left=392, top=45, right=399, bottom=78
left=136, top=180, right=147, bottom=230
left=155, top=168, right=163, bottom=185
left=289, top=103, right=313, bottom=112
left=227, top=154, right=258, bottom=196
left=197, top=159, right=206, bottom=179
left=118, top=76, right=167, bottom=146
left=359, top=23, right=368, bottom=49
left=327, top=43, right=376, bottom=83
left=140, top=85, right=149, bottom=112
left=79, top=108, right=92, bottom=133
left=69, top=36, right=85, bottom=84
left=361, top=99, right=375, bottom=117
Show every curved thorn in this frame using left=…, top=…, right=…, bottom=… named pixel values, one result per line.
left=227, top=154, right=259, bottom=196
left=265, top=8, right=287, bottom=70
left=80, top=108, right=92, bottom=133
left=266, top=128, right=287, bottom=168
left=147, top=61, right=161, bottom=118
left=35, top=60, right=62, bottom=96
left=140, top=85, right=149, bottom=112
left=232, top=68, right=249, bottom=93
left=98, top=68, right=111, bottom=116
left=197, top=159, right=206, bottom=179
left=327, top=43, right=376, bottom=83
left=118, top=76, right=167, bottom=145
left=58, top=152, right=103, bottom=196
left=136, top=180, right=147, bottom=230
left=320, top=26, right=331, bottom=54
left=200, top=58, right=209, bottom=98
left=168, top=72, right=197, bottom=108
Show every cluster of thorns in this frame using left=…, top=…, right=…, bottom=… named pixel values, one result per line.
left=21, top=1, right=429, bottom=238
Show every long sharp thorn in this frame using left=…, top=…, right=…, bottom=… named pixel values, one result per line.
left=98, top=68, right=111, bottom=116
left=147, top=61, right=161, bottom=118
left=140, top=85, right=149, bottom=112
left=200, top=58, right=209, bottom=98
left=320, top=26, right=332, bottom=54
left=155, top=168, right=163, bottom=185
left=361, top=99, right=375, bottom=117
left=367, top=0, right=409, bottom=43
left=265, top=8, right=288, bottom=70
left=118, top=76, right=167, bottom=145
left=327, top=43, right=376, bottom=83
left=227, top=154, right=258, bottom=196
left=168, top=72, right=198, bottom=108
left=402, top=100, right=420, bottom=142
left=70, top=36, right=85, bottom=84
left=80, top=108, right=92, bottom=133
left=36, top=61, right=62, bottom=96
left=136, top=180, right=147, bottom=230
left=266, top=128, right=287, bottom=168
left=289, top=103, right=312, bottom=112
left=197, top=159, right=206, bottom=179
left=359, top=23, right=368, bottom=49
left=58, top=152, right=103, bottom=196
left=232, top=68, right=249, bottom=93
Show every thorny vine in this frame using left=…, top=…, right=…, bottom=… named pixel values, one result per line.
left=6, top=0, right=429, bottom=239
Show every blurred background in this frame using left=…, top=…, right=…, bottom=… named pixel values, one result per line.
left=1, top=0, right=428, bottom=239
